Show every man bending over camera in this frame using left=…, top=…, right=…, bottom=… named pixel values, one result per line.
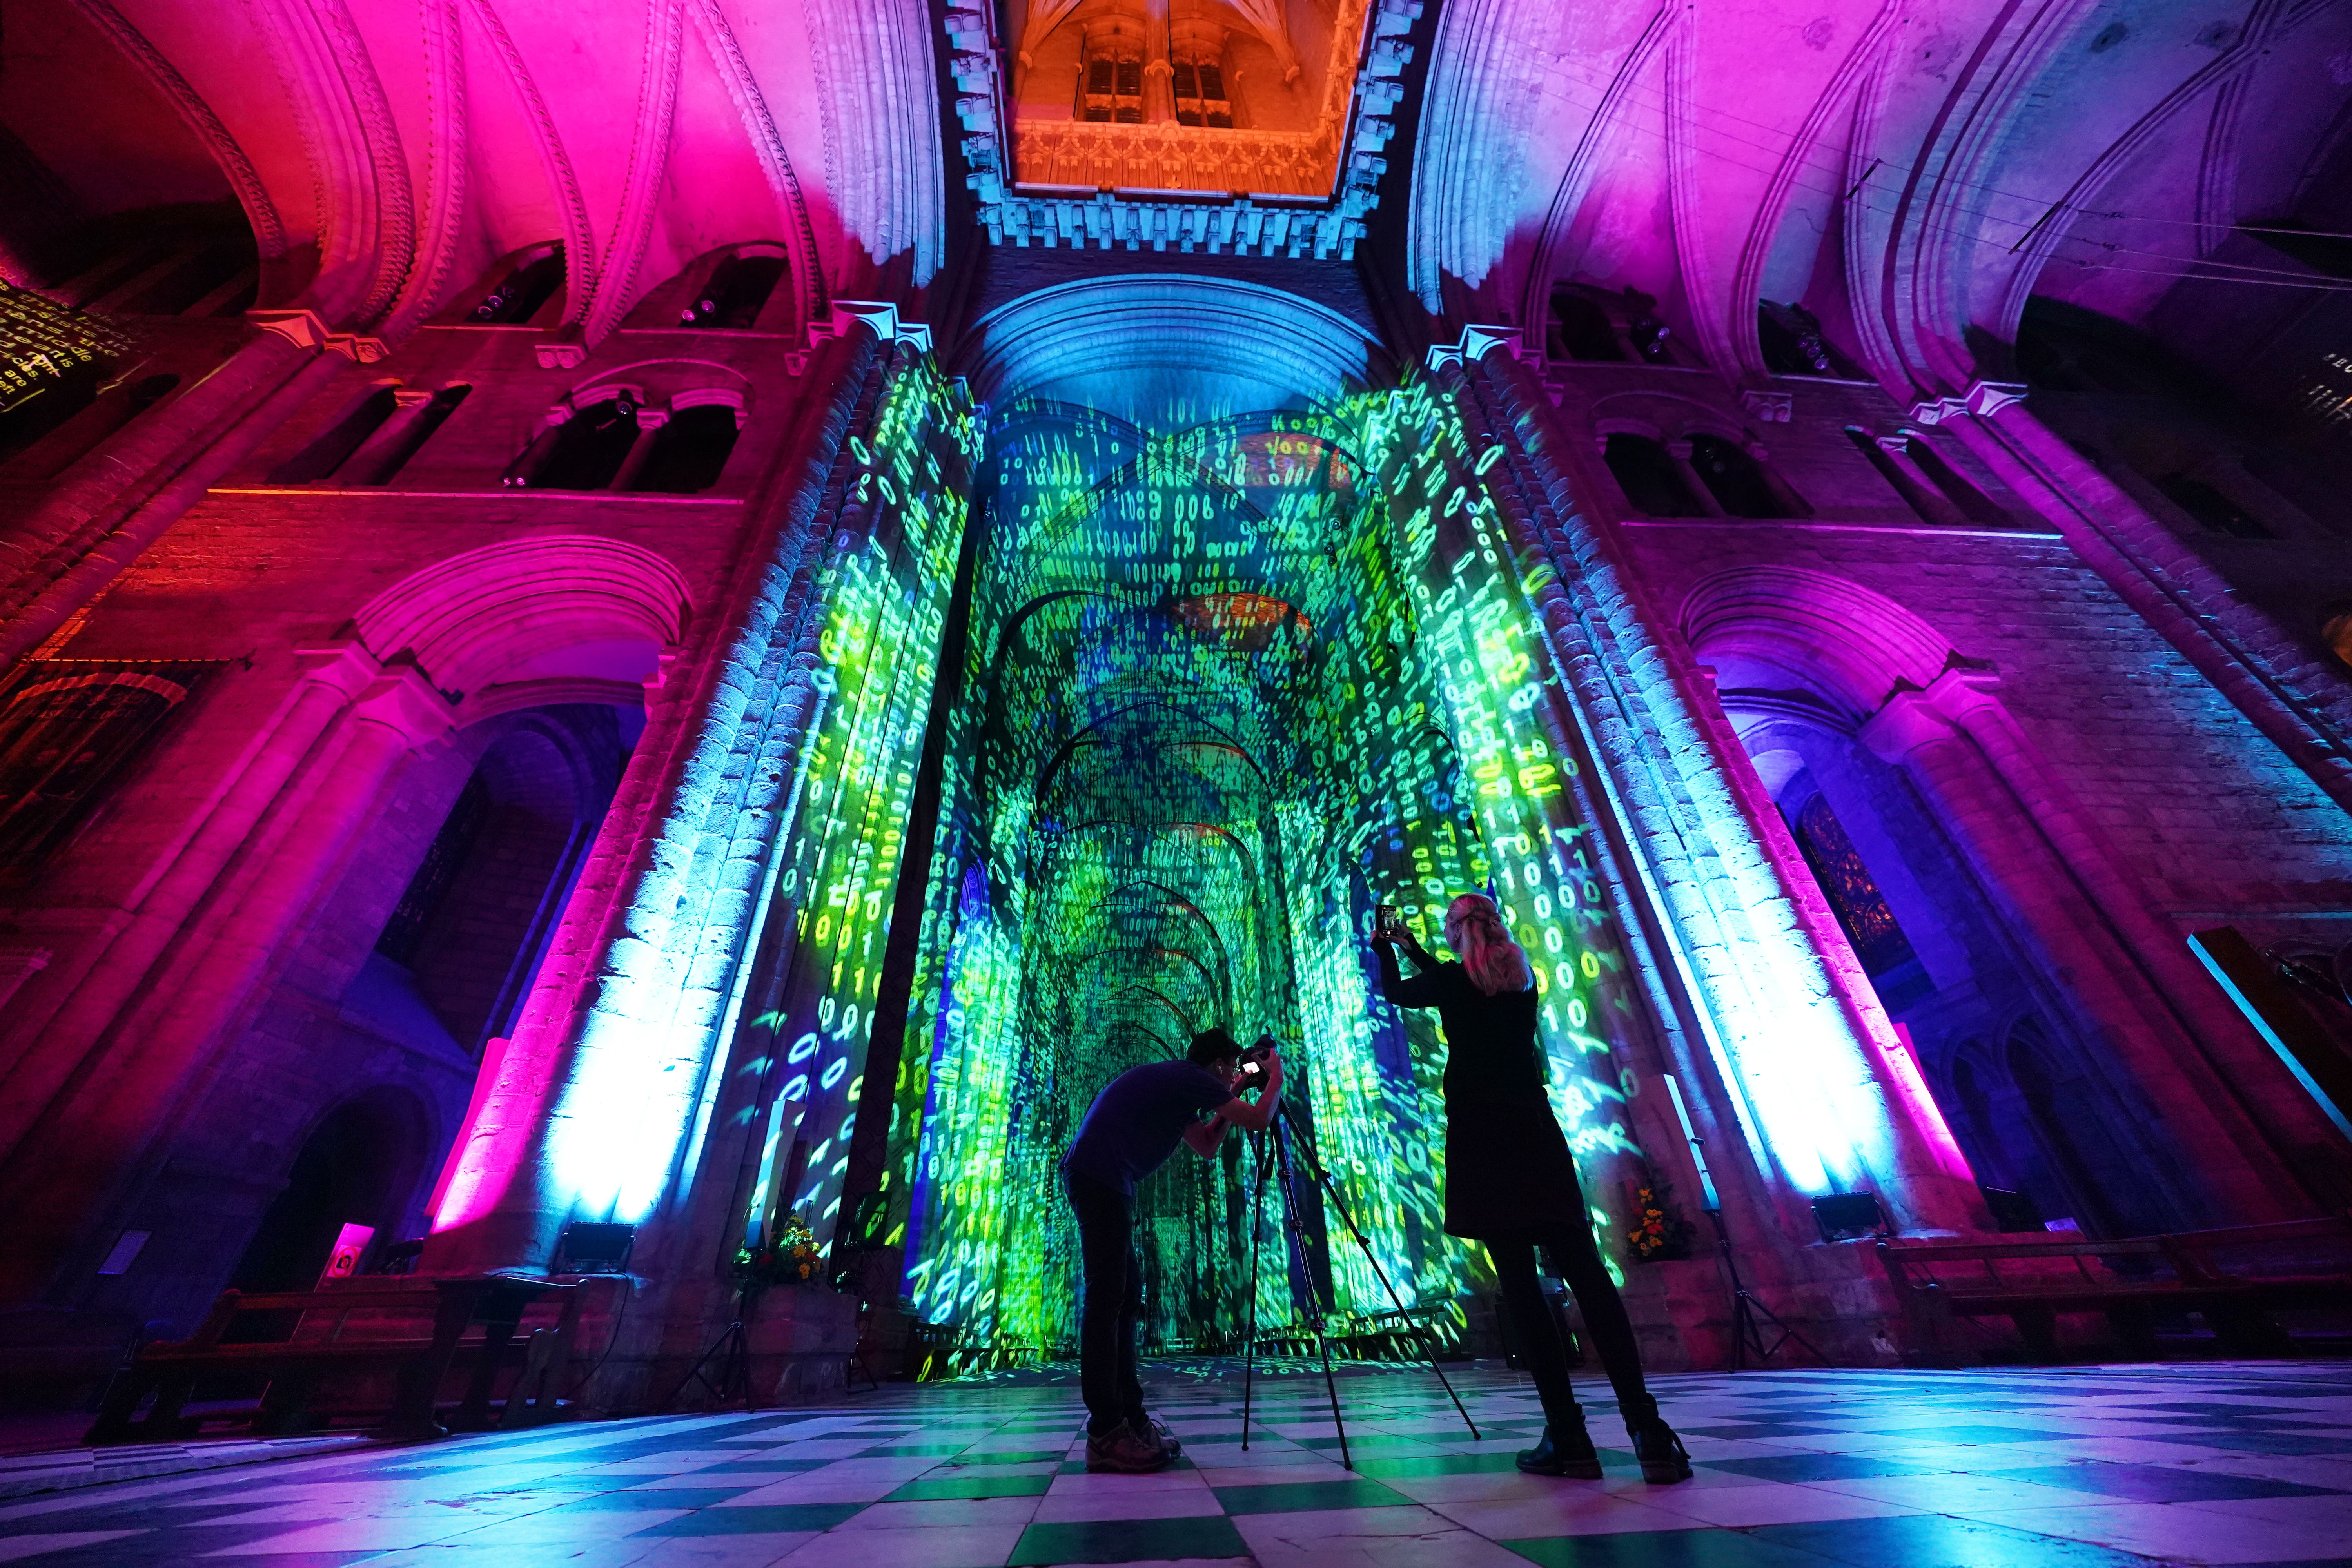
left=1061, top=1027, right=1284, bottom=1473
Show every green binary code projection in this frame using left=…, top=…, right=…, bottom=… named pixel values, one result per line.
left=742, top=371, right=1651, bottom=1364
left=738, top=350, right=980, bottom=1253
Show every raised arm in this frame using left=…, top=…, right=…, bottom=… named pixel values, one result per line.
left=1180, top=1115, right=1227, bottom=1157
left=1374, top=939, right=1442, bottom=1007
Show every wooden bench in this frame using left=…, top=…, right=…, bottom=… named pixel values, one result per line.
left=2161, top=1214, right=2352, bottom=1309
left=1877, top=1235, right=2274, bottom=1363
left=86, top=1275, right=578, bottom=1445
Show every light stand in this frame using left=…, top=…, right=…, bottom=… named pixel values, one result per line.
left=1662, top=1074, right=1821, bottom=1370
left=663, top=1281, right=761, bottom=1412
left=1238, top=1093, right=1482, bottom=1469
left=1705, top=1208, right=1820, bottom=1370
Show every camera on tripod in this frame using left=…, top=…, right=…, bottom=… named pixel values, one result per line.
left=1238, top=1034, right=1278, bottom=1080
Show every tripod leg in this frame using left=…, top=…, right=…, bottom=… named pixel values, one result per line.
left=728, top=1321, right=757, bottom=1411
left=1295, top=1132, right=1479, bottom=1442
left=1241, top=1130, right=1270, bottom=1452
left=1275, top=1125, right=1352, bottom=1472
left=662, top=1319, right=745, bottom=1412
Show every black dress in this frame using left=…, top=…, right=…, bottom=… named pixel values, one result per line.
left=1376, top=948, right=1587, bottom=1239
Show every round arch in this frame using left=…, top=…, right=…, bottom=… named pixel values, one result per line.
left=352, top=535, right=692, bottom=711
left=1680, top=565, right=1962, bottom=725
left=956, top=274, right=1394, bottom=428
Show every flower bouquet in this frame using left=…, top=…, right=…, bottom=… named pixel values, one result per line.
left=736, top=1211, right=826, bottom=1287
left=1623, top=1176, right=1696, bottom=1262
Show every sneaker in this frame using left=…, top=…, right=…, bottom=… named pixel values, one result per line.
left=1629, top=1419, right=1691, bottom=1484
left=1085, top=1419, right=1172, bottom=1474
left=1515, top=1422, right=1602, bottom=1479
left=1146, top=1414, right=1182, bottom=1459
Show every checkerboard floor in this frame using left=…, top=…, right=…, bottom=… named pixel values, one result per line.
left=4, top=1360, right=2349, bottom=1566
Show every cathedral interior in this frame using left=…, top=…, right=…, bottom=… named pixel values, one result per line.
left=5, top=0, right=2352, bottom=1557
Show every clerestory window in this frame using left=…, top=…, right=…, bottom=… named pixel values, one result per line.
left=1080, top=51, right=1145, bottom=123
left=1172, top=59, right=1232, bottom=127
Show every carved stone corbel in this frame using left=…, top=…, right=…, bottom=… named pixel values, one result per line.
left=247, top=308, right=388, bottom=363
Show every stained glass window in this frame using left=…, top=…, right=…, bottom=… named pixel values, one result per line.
left=1789, top=792, right=1916, bottom=977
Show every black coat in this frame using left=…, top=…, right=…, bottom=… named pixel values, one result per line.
left=1377, top=947, right=1588, bottom=1240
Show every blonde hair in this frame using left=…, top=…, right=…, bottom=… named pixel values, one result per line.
left=1444, top=893, right=1535, bottom=996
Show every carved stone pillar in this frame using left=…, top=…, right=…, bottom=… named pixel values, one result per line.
left=0, top=658, right=453, bottom=1302
left=1859, top=670, right=2313, bottom=1223
left=1143, top=0, right=1175, bottom=122
left=609, top=408, right=667, bottom=493
left=423, top=322, right=891, bottom=1284
left=1451, top=334, right=1988, bottom=1239
left=1662, top=437, right=1726, bottom=517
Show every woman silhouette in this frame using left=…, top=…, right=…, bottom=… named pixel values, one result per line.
left=1373, top=892, right=1689, bottom=1483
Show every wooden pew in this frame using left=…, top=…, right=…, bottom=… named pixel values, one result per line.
left=1876, top=1235, right=2268, bottom=1363
left=85, top=1275, right=577, bottom=1444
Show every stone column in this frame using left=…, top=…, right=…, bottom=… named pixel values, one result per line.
left=609, top=408, right=667, bottom=493
left=336, top=387, right=435, bottom=485
left=1871, top=434, right=1968, bottom=527
left=1143, top=0, right=1175, bottom=122
left=0, top=661, right=452, bottom=1301
left=1858, top=670, right=2310, bottom=1222
left=1663, top=437, right=1726, bottom=517
left=1455, top=336, right=1988, bottom=1237
left=423, top=322, right=890, bottom=1281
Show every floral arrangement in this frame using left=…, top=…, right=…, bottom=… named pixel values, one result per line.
left=735, top=1211, right=824, bottom=1286
left=1624, top=1177, right=1696, bottom=1262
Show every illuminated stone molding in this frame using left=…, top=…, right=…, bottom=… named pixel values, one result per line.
left=248, top=308, right=389, bottom=363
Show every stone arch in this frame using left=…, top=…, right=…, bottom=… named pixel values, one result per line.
left=560, top=359, right=755, bottom=421
left=225, top=1083, right=437, bottom=1292
left=383, top=708, right=622, bottom=1055
left=441, top=240, right=569, bottom=327
left=1681, top=565, right=1960, bottom=726
left=622, top=241, right=800, bottom=333
left=957, top=274, right=1393, bottom=426
left=1585, top=390, right=1732, bottom=441
left=353, top=535, right=691, bottom=714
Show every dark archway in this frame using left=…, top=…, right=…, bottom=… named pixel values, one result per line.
left=375, top=708, right=625, bottom=1054
left=227, top=1092, right=427, bottom=1293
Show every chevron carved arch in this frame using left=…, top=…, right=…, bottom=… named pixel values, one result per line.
left=62, top=0, right=288, bottom=260
left=464, top=0, right=600, bottom=328
left=689, top=0, right=827, bottom=337
left=584, top=0, right=689, bottom=343
left=245, top=0, right=417, bottom=327
left=1721, top=0, right=1908, bottom=382
left=1513, top=3, right=1675, bottom=353
left=1984, top=0, right=2310, bottom=353
left=385, top=0, right=468, bottom=337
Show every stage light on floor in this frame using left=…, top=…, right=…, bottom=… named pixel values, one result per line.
left=558, top=1222, right=636, bottom=1275
left=1811, top=1192, right=1888, bottom=1243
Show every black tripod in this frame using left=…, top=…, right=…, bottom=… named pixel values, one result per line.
left=1708, top=1207, right=1822, bottom=1370
left=1238, top=1099, right=1480, bottom=1469
left=1660, top=1074, right=1821, bottom=1370
left=664, top=1282, right=762, bottom=1412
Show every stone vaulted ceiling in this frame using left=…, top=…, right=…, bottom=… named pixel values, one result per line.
left=2, top=0, right=2347, bottom=384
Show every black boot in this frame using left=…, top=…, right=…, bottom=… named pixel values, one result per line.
left=1516, top=1420, right=1603, bottom=1479
left=1629, top=1418, right=1691, bottom=1484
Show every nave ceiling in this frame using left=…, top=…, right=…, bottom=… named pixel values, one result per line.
left=3, top=0, right=2348, bottom=397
